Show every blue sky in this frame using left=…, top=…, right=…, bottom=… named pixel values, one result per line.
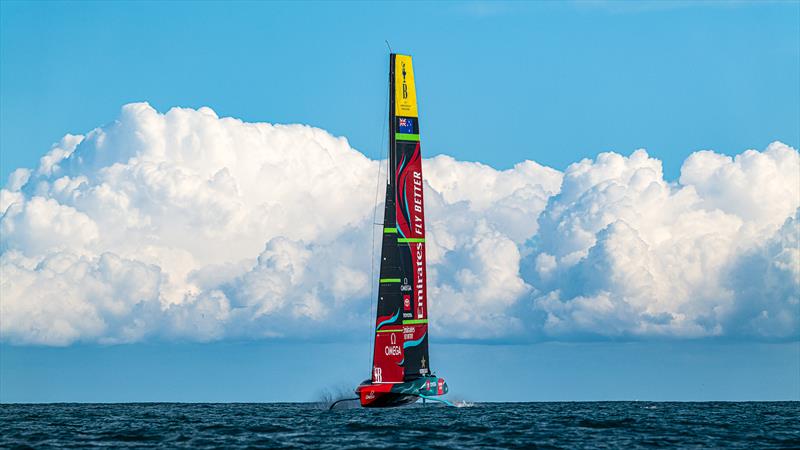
left=1, top=1, right=799, bottom=402
left=2, top=1, right=798, bottom=179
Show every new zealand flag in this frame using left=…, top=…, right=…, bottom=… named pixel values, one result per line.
left=398, top=117, right=415, bottom=134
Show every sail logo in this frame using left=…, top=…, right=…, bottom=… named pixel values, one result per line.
left=415, top=242, right=425, bottom=319
left=401, top=277, right=411, bottom=292
left=398, top=117, right=414, bottom=134
left=373, top=367, right=382, bottom=383
left=383, top=333, right=401, bottom=356
left=394, top=55, right=417, bottom=117
left=384, top=345, right=401, bottom=356
left=412, top=171, right=423, bottom=221
left=401, top=62, right=408, bottom=99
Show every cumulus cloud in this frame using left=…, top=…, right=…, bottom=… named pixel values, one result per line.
left=0, top=103, right=797, bottom=345
left=526, top=146, right=799, bottom=339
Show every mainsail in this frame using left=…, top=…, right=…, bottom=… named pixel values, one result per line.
left=372, top=54, right=430, bottom=384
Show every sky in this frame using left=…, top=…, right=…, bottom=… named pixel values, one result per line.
left=1, top=1, right=799, bottom=402
left=2, top=1, right=799, bottom=179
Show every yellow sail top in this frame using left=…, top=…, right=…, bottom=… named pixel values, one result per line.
left=394, top=55, right=418, bottom=118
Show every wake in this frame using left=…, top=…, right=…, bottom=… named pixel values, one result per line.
left=315, top=384, right=360, bottom=410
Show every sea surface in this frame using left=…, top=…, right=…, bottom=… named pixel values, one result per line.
left=1, top=402, right=798, bottom=449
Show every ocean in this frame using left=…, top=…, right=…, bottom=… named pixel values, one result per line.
left=1, top=402, right=798, bottom=448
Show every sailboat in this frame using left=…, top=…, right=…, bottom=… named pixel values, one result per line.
left=354, top=53, right=450, bottom=408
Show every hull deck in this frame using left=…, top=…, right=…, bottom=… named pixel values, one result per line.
left=356, top=375, right=448, bottom=408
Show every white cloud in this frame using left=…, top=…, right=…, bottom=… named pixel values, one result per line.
left=526, top=145, right=799, bottom=339
left=680, top=143, right=800, bottom=228
left=1, top=250, right=162, bottom=346
left=0, top=103, right=797, bottom=345
left=2, top=197, right=100, bottom=256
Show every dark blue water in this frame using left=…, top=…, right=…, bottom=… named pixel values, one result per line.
left=1, top=402, right=798, bottom=448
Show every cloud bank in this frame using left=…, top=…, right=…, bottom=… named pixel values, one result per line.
left=1, top=103, right=797, bottom=345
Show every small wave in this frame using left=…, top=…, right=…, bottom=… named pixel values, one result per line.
left=345, top=422, right=406, bottom=432
left=101, top=432, right=163, bottom=442
left=454, top=401, right=474, bottom=408
left=577, top=418, right=636, bottom=429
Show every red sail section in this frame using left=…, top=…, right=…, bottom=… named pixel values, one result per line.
left=395, top=139, right=430, bottom=378
left=396, top=144, right=427, bottom=324
left=372, top=327, right=404, bottom=383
